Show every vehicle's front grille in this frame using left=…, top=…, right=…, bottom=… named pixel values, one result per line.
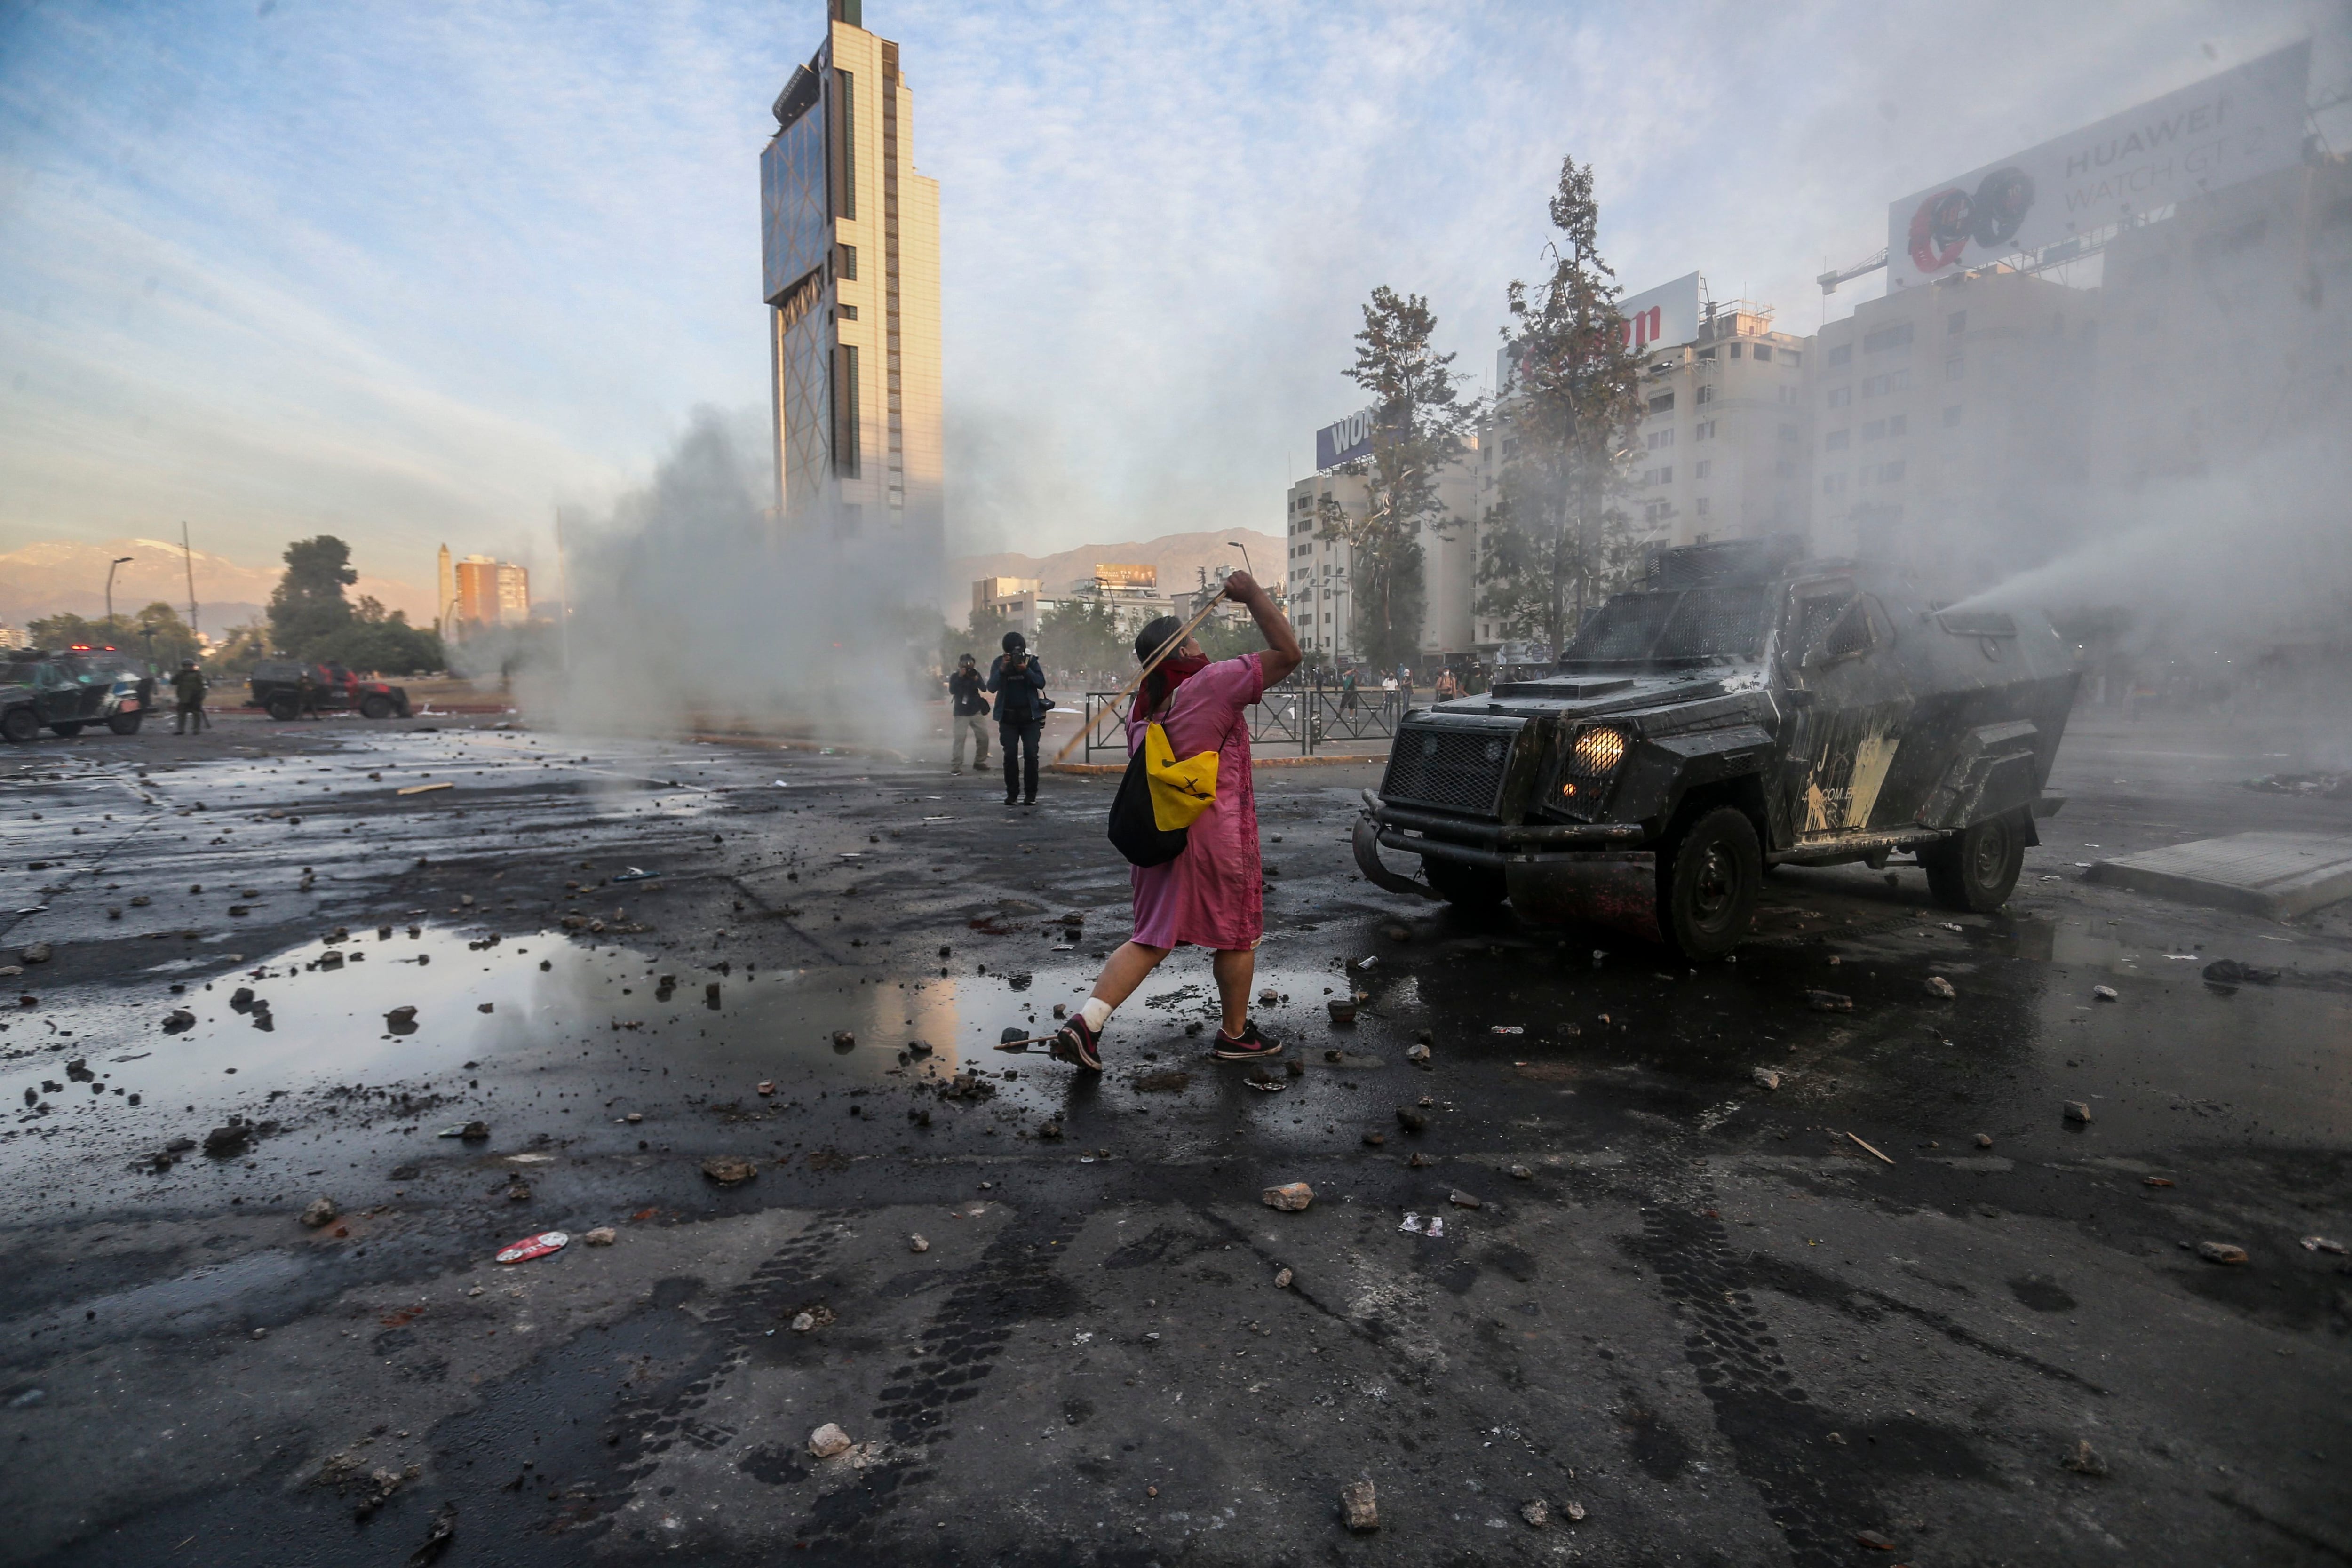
left=1380, top=724, right=1518, bottom=816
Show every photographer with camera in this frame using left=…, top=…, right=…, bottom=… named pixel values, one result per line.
left=985, top=630, right=1049, bottom=807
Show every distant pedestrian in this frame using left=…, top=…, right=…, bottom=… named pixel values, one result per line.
left=986, top=631, right=1048, bottom=806
left=1380, top=671, right=1398, bottom=718
left=296, top=667, right=321, bottom=720
left=1338, top=669, right=1359, bottom=713
left=1045, top=572, right=1302, bottom=1072
left=946, top=653, right=991, bottom=774
left=170, top=660, right=208, bottom=734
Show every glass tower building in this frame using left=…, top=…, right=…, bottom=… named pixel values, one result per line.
left=761, top=1, right=943, bottom=586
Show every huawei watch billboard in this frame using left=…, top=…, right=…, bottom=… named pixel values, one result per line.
left=1887, top=42, right=2309, bottom=289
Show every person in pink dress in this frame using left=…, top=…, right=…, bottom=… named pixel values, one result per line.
left=1047, top=572, right=1302, bottom=1071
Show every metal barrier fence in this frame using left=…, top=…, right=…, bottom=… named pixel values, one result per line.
left=1077, top=681, right=1409, bottom=764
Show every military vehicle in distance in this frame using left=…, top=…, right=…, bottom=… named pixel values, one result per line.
left=1354, top=538, right=2078, bottom=958
left=248, top=660, right=413, bottom=722
left=0, top=647, right=156, bottom=741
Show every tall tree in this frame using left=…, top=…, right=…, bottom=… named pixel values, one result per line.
left=1477, top=155, right=1648, bottom=657
left=268, top=535, right=358, bottom=655
left=1319, top=286, right=1476, bottom=671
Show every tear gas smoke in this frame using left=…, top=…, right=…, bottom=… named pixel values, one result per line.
left=522, top=407, right=940, bottom=751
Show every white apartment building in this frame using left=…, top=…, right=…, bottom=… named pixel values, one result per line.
left=1811, top=266, right=2093, bottom=589
left=1281, top=460, right=1478, bottom=665
left=1466, top=297, right=1812, bottom=651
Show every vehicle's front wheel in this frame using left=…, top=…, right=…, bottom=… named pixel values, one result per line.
left=360, top=694, right=393, bottom=720
left=108, top=713, right=143, bottom=736
left=1659, top=805, right=1761, bottom=960
left=0, top=708, right=39, bottom=743
left=1423, top=855, right=1508, bottom=910
left=48, top=722, right=83, bottom=738
left=1922, top=810, right=2025, bottom=913
left=266, top=695, right=300, bottom=722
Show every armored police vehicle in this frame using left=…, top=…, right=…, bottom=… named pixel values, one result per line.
left=1354, top=538, right=2078, bottom=958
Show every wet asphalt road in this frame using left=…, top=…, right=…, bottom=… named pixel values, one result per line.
left=1, top=707, right=2348, bottom=1567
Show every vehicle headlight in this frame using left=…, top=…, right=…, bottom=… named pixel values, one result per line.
left=1554, top=726, right=1628, bottom=813
left=1569, top=727, right=1627, bottom=774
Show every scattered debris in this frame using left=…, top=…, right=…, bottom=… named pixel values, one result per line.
left=312, top=1449, right=419, bottom=1520
left=1520, top=1499, right=1549, bottom=1528
left=494, top=1231, right=568, bottom=1264
left=1406, top=1042, right=1431, bottom=1066
left=809, top=1424, right=853, bottom=1459
left=1407, top=1152, right=1434, bottom=1169
left=1925, top=976, right=1955, bottom=999
left=299, top=1198, right=338, bottom=1228
left=405, top=1503, right=458, bottom=1567
left=1395, top=1106, right=1427, bottom=1132
left=1489, top=1024, right=1524, bottom=1035
left=202, top=1121, right=251, bottom=1157
left=2202, top=958, right=2280, bottom=988
left=1257, top=988, right=1280, bottom=1007
left=1400, top=1213, right=1445, bottom=1238
left=1261, top=1181, right=1314, bottom=1212
left=1752, top=1067, right=1781, bottom=1091
left=1327, top=1000, right=1357, bottom=1025
left=909, top=1234, right=930, bottom=1253
left=1244, top=1067, right=1285, bottom=1092
left=2061, top=1440, right=2110, bottom=1477
left=582, top=1227, right=618, bottom=1246
left=2301, top=1235, right=2346, bottom=1255
left=1806, top=990, right=1853, bottom=1012
left=1845, top=1131, right=1896, bottom=1165
left=756, top=1081, right=775, bottom=1096
left=1273, top=1267, right=1293, bottom=1289
left=1361, top=1130, right=1386, bottom=1147
left=2063, top=1101, right=2093, bottom=1124
left=2092, top=985, right=2118, bottom=1001
left=701, top=1155, right=759, bottom=1186
left=1854, top=1530, right=1897, bottom=1551
left=504, top=1180, right=532, bottom=1202
left=1509, top=1164, right=1533, bottom=1180
left=790, top=1305, right=837, bottom=1333
left=1448, top=1189, right=1482, bottom=1209
left=21, top=943, right=50, bottom=964
left=2195, top=1241, right=2249, bottom=1266
left=1976, top=1133, right=1994, bottom=1148
left=395, top=781, right=454, bottom=796
left=162, top=1008, right=197, bottom=1034
left=1340, top=1479, right=1379, bottom=1533
left=2144, top=1176, right=2174, bottom=1188
left=831, top=1030, right=856, bottom=1048
left=1562, top=1500, right=1586, bottom=1521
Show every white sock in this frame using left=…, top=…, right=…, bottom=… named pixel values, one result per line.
left=1079, top=997, right=1112, bottom=1032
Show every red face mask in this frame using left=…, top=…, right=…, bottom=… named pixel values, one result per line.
left=1136, top=653, right=1211, bottom=720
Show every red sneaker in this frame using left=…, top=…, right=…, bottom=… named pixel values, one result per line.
left=1211, top=1021, right=1282, bottom=1061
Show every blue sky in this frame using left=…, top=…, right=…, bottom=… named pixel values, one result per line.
left=0, top=0, right=2338, bottom=592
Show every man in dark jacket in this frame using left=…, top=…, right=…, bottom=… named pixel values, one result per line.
left=170, top=660, right=207, bottom=734
left=985, top=631, right=1048, bottom=806
left=946, top=653, right=990, bottom=774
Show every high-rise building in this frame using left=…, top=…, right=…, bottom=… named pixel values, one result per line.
left=1281, top=463, right=1480, bottom=665
left=1810, top=266, right=2093, bottom=587
left=435, top=544, right=454, bottom=640
left=761, top=0, right=943, bottom=589
left=453, top=556, right=530, bottom=637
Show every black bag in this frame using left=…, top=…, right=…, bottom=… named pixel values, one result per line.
left=1108, top=742, right=1189, bottom=867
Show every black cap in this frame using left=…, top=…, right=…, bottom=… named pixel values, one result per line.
left=1001, top=631, right=1026, bottom=653
left=958, top=653, right=975, bottom=664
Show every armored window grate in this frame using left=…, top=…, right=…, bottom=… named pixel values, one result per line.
left=1379, top=728, right=1518, bottom=815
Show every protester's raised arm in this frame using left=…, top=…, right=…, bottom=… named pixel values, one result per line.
left=1223, top=571, right=1301, bottom=685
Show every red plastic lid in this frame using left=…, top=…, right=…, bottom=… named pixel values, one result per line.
left=494, top=1230, right=570, bottom=1264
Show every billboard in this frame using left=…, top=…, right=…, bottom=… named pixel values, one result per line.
left=1314, top=406, right=1379, bottom=470
left=1888, top=43, right=2310, bottom=290
left=1614, top=271, right=1703, bottom=354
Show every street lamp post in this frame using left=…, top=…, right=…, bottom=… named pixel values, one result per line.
left=104, top=556, right=134, bottom=636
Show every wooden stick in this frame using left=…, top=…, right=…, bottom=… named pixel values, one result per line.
left=1845, top=1130, right=1895, bottom=1165
left=1050, top=594, right=1229, bottom=765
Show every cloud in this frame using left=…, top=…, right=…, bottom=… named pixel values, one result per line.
left=0, top=0, right=2338, bottom=581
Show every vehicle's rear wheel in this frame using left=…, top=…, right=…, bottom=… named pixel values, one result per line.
left=0, top=708, right=39, bottom=743
left=1923, top=810, right=2025, bottom=913
left=1659, top=805, right=1761, bottom=960
left=1423, top=855, right=1508, bottom=910
left=360, top=694, right=393, bottom=720
left=266, top=695, right=300, bottom=722
left=48, top=722, right=83, bottom=738
left=108, top=713, right=143, bottom=735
